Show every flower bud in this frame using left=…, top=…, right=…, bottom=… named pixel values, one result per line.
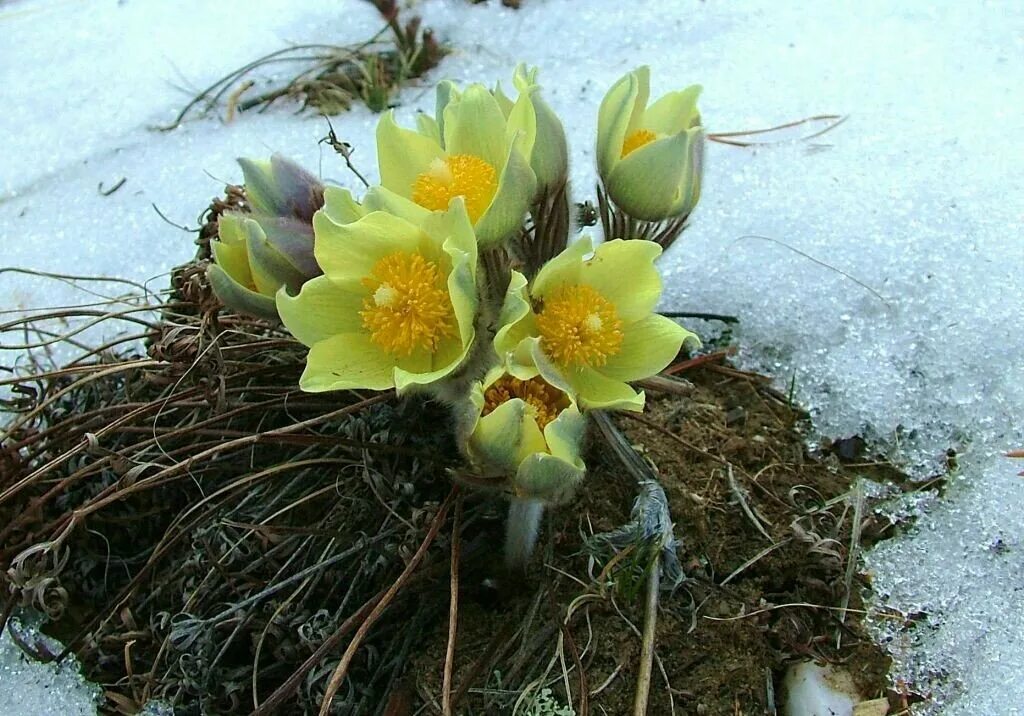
left=208, top=155, right=327, bottom=319
left=494, top=64, right=569, bottom=192
left=465, top=368, right=586, bottom=505
left=596, top=66, right=704, bottom=222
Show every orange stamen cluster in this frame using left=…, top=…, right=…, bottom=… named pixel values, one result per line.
left=536, top=284, right=624, bottom=367
left=482, top=375, right=569, bottom=431
left=360, top=251, right=456, bottom=355
left=411, top=154, right=497, bottom=223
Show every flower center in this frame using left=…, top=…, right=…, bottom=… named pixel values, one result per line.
left=411, top=154, right=497, bottom=223
left=536, top=284, right=624, bottom=368
left=482, top=375, right=569, bottom=431
left=360, top=251, right=456, bottom=356
left=621, top=129, right=657, bottom=158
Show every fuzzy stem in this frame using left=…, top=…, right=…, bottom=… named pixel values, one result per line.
left=505, top=498, right=544, bottom=569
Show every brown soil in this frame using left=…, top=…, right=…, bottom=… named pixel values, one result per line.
left=0, top=273, right=910, bottom=716
left=408, top=368, right=903, bottom=715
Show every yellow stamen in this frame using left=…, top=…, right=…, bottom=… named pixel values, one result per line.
left=482, top=375, right=569, bottom=431
left=621, top=128, right=657, bottom=158
left=360, top=251, right=456, bottom=356
left=411, top=154, right=497, bottom=223
left=536, top=284, right=624, bottom=368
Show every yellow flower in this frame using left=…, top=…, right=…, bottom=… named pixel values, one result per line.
left=276, top=198, right=478, bottom=393
left=495, top=237, right=696, bottom=411
left=465, top=367, right=586, bottom=505
left=596, top=66, right=704, bottom=222
left=375, top=83, right=536, bottom=247
left=493, top=64, right=569, bottom=192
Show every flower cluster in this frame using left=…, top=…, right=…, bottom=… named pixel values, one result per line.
left=208, top=65, right=704, bottom=564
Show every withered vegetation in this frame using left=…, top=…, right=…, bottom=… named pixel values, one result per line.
left=160, top=0, right=445, bottom=131
left=0, top=188, right=932, bottom=715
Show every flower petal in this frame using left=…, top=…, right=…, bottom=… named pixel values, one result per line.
left=570, top=365, right=645, bottom=411
left=543, top=405, right=587, bottom=467
left=606, top=129, right=693, bottom=221
left=211, top=214, right=254, bottom=288
left=442, top=84, right=508, bottom=171
left=665, top=128, right=704, bottom=217
left=320, top=186, right=367, bottom=225
left=578, top=239, right=663, bottom=321
left=514, top=450, right=584, bottom=504
left=254, top=215, right=320, bottom=282
left=531, top=235, right=593, bottom=299
left=301, top=332, right=396, bottom=392
left=207, top=264, right=278, bottom=320
left=642, top=85, right=702, bottom=136
left=473, top=130, right=536, bottom=247
left=393, top=336, right=472, bottom=393
left=425, top=199, right=479, bottom=341
left=313, top=210, right=423, bottom=283
left=362, top=186, right=432, bottom=225
left=376, top=110, right=445, bottom=199
left=493, top=270, right=535, bottom=363
left=596, top=70, right=639, bottom=180
left=600, top=314, right=691, bottom=382
left=276, top=277, right=364, bottom=347
left=416, top=112, right=442, bottom=145
left=434, top=80, right=461, bottom=144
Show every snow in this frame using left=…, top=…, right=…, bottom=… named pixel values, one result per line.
left=2, top=0, right=1023, bottom=713
left=0, top=619, right=99, bottom=716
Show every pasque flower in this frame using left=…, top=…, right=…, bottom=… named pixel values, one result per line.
left=375, top=83, right=536, bottom=247
left=276, top=198, right=478, bottom=393
left=596, top=66, right=704, bottom=222
left=208, top=155, right=326, bottom=320
left=465, top=367, right=585, bottom=505
left=495, top=238, right=695, bottom=411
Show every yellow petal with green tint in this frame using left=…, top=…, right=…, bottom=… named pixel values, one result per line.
left=514, top=453, right=585, bottom=504
left=442, top=84, right=508, bottom=171
left=470, top=398, right=548, bottom=475
left=235, top=217, right=283, bottom=296
left=665, top=128, right=704, bottom=217
left=276, top=277, right=364, bottom=347
left=416, top=112, right=442, bottom=145
left=492, top=81, right=515, bottom=118
left=473, top=130, right=536, bottom=247
left=503, top=87, right=537, bottom=168
left=207, top=264, right=278, bottom=320
left=543, top=405, right=587, bottom=468
left=625, top=65, right=651, bottom=136
left=300, top=332, right=396, bottom=392
left=362, top=186, right=431, bottom=225
left=566, top=364, right=645, bottom=412
left=470, top=398, right=528, bottom=473
left=423, top=198, right=478, bottom=338
left=606, top=129, right=693, bottom=221
left=642, top=85, right=702, bottom=136
left=596, top=70, right=638, bottom=179
left=211, top=222, right=254, bottom=289
left=530, top=234, right=592, bottom=299
left=577, top=239, right=663, bottom=321
left=376, top=110, right=445, bottom=198
left=525, top=336, right=643, bottom=411
left=313, top=210, right=423, bottom=283
left=600, top=314, right=691, bottom=382
left=493, top=270, right=535, bottom=363
left=320, top=186, right=368, bottom=225
left=434, top=80, right=461, bottom=144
